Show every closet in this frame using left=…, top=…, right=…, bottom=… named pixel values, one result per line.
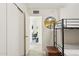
left=0, top=3, right=24, bottom=56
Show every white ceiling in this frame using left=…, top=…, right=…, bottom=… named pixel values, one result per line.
left=26, top=3, right=67, bottom=9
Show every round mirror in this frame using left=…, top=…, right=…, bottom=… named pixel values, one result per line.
left=44, top=17, right=56, bottom=29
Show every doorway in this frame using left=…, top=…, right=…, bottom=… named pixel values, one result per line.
left=29, top=16, right=43, bottom=56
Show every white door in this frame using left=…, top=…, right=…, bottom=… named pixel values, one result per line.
left=7, top=4, right=24, bottom=56
left=0, top=3, right=6, bottom=56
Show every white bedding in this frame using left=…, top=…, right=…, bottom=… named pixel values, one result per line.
left=64, top=44, right=79, bottom=56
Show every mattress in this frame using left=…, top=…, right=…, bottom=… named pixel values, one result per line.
left=64, top=44, right=79, bottom=56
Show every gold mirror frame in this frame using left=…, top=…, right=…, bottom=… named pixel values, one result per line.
left=44, top=17, right=56, bottom=29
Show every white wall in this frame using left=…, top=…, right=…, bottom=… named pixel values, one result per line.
left=60, top=3, right=79, bottom=44
left=27, top=8, right=60, bottom=50
left=0, top=3, right=6, bottom=56
left=60, top=3, right=79, bottom=18
left=65, top=29, right=79, bottom=44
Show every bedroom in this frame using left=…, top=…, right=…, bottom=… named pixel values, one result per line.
left=0, top=3, right=79, bottom=56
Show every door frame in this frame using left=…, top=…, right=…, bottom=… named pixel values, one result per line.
left=13, top=3, right=26, bottom=56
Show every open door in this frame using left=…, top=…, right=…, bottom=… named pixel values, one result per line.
left=7, top=4, right=24, bottom=56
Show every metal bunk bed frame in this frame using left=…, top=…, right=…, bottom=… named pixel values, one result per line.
left=54, top=18, right=79, bottom=56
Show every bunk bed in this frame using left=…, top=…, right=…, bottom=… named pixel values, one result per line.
left=55, top=18, right=79, bottom=56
